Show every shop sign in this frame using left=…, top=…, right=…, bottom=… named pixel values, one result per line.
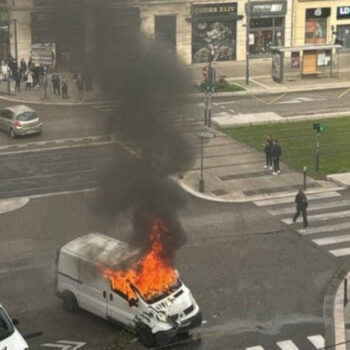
left=306, top=8, right=331, bottom=19
left=249, top=1, right=287, bottom=17
left=191, top=3, right=237, bottom=17
left=337, top=6, right=350, bottom=19
left=31, top=43, right=56, bottom=66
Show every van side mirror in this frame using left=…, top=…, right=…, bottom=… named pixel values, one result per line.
left=129, top=298, right=138, bottom=307
left=12, top=318, right=19, bottom=326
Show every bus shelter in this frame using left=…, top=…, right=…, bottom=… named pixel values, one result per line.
left=270, top=44, right=342, bottom=83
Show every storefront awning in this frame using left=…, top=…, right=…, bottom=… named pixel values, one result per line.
left=271, top=44, right=342, bottom=52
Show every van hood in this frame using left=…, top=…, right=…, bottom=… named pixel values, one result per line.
left=0, top=329, right=29, bottom=350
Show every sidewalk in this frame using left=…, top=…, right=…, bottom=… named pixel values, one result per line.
left=178, top=127, right=342, bottom=203
left=0, top=73, right=106, bottom=105
left=188, top=52, right=350, bottom=96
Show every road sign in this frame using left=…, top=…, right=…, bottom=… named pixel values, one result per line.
left=202, top=66, right=208, bottom=79
left=198, top=131, right=215, bottom=138
left=41, top=340, right=86, bottom=350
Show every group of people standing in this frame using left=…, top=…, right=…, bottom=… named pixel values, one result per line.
left=264, top=134, right=282, bottom=175
left=0, top=56, right=46, bottom=92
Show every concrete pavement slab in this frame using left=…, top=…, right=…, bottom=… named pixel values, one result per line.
left=327, top=173, right=350, bottom=188
left=212, top=112, right=283, bottom=127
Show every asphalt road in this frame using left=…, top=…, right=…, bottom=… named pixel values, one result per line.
left=0, top=92, right=348, bottom=349
left=0, top=87, right=349, bottom=148
left=0, top=188, right=343, bottom=350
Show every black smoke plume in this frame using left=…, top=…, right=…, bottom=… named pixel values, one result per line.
left=95, top=22, right=195, bottom=263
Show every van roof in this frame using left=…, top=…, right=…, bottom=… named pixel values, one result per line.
left=61, top=233, right=142, bottom=270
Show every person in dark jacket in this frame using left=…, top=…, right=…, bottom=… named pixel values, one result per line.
left=52, top=73, right=61, bottom=95
left=264, top=134, right=273, bottom=170
left=293, top=187, right=308, bottom=228
left=271, top=139, right=282, bottom=175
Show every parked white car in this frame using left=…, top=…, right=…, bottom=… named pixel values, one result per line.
left=0, top=303, right=29, bottom=350
left=0, top=105, right=43, bottom=138
left=56, top=233, right=201, bottom=347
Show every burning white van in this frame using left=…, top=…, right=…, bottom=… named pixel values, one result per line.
left=56, top=233, right=201, bottom=347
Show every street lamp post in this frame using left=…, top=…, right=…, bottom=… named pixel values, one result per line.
left=198, top=131, right=215, bottom=192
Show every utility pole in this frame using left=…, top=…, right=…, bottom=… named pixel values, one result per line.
left=245, top=0, right=250, bottom=85
left=13, top=18, right=18, bottom=63
left=313, top=123, right=324, bottom=172
left=204, top=45, right=215, bottom=127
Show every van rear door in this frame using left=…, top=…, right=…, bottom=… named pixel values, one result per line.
left=78, top=260, right=108, bottom=319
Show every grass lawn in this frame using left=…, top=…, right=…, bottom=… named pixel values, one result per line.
left=222, top=116, right=350, bottom=178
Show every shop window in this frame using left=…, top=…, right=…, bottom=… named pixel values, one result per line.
left=192, top=20, right=236, bottom=63
left=249, top=17, right=284, bottom=56
left=337, top=25, right=350, bottom=49
left=250, top=18, right=273, bottom=28
left=305, top=18, right=327, bottom=44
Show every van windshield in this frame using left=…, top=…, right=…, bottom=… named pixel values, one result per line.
left=0, top=308, right=14, bottom=341
left=140, top=279, right=182, bottom=304
left=17, top=112, right=37, bottom=121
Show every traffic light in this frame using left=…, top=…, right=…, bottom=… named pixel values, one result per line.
left=313, top=123, right=324, bottom=133
left=204, top=67, right=216, bottom=93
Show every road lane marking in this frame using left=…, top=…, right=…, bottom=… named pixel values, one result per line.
left=254, top=191, right=341, bottom=206
left=0, top=197, right=29, bottom=214
left=329, top=247, right=350, bottom=257
left=0, top=140, right=114, bottom=156
left=277, top=97, right=326, bottom=104
left=282, top=209, right=350, bottom=225
left=313, top=234, right=350, bottom=246
left=267, top=93, right=286, bottom=105
left=298, top=222, right=350, bottom=235
left=307, top=335, right=325, bottom=349
left=249, top=94, right=269, bottom=105
left=267, top=199, right=350, bottom=215
left=337, top=87, right=350, bottom=99
left=276, top=340, right=300, bottom=350
left=41, top=340, right=86, bottom=349
left=246, top=346, right=264, bottom=350
left=213, top=101, right=236, bottom=105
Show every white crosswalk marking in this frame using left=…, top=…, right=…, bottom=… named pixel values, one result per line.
left=276, top=340, right=300, bottom=350
left=329, top=247, right=350, bottom=257
left=254, top=191, right=341, bottom=206
left=267, top=199, right=350, bottom=216
left=313, top=234, right=350, bottom=246
left=246, top=346, right=264, bottom=350
left=307, top=334, right=325, bottom=349
left=282, top=210, right=350, bottom=225
left=298, top=221, right=350, bottom=235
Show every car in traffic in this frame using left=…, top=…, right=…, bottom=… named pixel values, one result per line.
left=0, top=105, right=43, bottom=138
left=0, top=303, right=29, bottom=350
left=56, top=233, right=202, bottom=347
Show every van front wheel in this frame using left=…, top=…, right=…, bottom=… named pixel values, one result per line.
left=62, top=291, right=78, bottom=313
left=136, top=324, right=156, bottom=348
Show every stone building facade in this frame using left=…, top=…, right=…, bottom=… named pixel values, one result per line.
left=0, top=0, right=296, bottom=68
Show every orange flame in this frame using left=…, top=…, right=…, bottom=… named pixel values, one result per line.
left=103, top=215, right=177, bottom=301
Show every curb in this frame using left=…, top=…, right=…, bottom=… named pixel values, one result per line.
left=176, top=177, right=344, bottom=203
left=189, top=81, right=350, bottom=99
left=324, top=261, right=350, bottom=349
left=213, top=110, right=350, bottom=128
left=0, top=93, right=109, bottom=106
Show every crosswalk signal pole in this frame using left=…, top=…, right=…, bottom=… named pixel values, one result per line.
left=315, top=132, right=320, bottom=173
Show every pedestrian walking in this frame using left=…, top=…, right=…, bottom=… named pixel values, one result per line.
left=15, top=72, right=21, bottom=92
left=292, top=188, right=309, bottom=228
left=62, top=78, right=69, bottom=99
left=263, top=134, right=273, bottom=170
left=271, top=139, right=282, bottom=175
left=52, top=73, right=61, bottom=95
left=26, top=71, right=33, bottom=90
left=76, top=74, right=84, bottom=100
left=19, top=58, right=27, bottom=81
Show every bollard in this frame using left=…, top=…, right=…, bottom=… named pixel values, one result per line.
left=345, top=278, right=348, bottom=305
